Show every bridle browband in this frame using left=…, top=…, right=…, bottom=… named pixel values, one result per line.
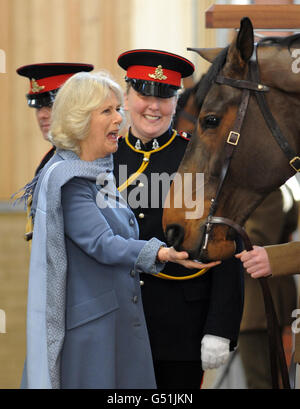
left=200, top=42, right=300, bottom=389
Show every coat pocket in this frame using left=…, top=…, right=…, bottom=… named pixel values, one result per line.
left=66, top=290, right=119, bottom=330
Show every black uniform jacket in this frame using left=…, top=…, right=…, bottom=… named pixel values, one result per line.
left=114, top=127, right=244, bottom=361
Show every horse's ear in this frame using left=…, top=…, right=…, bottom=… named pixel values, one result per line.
left=187, top=47, right=223, bottom=63
left=236, top=17, right=254, bottom=62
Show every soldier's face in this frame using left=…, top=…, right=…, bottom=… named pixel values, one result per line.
left=35, top=106, right=52, bottom=141
left=125, top=87, right=177, bottom=143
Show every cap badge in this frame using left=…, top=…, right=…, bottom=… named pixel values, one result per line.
left=148, top=65, right=167, bottom=81
left=31, top=78, right=45, bottom=93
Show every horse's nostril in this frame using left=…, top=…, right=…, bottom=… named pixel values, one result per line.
left=165, top=226, right=176, bottom=246
left=165, top=224, right=185, bottom=250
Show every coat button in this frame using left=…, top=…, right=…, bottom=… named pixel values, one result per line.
left=140, top=280, right=144, bottom=286
left=138, top=182, right=144, bottom=188
left=132, top=295, right=138, bottom=303
left=138, top=213, right=145, bottom=219
left=130, top=269, right=135, bottom=277
left=129, top=218, right=135, bottom=226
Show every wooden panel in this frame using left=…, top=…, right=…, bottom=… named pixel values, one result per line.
left=205, top=4, right=300, bottom=29
left=65, top=0, right=81, bottom=61
left=195, top=0, right=216, bottom=78
left=81, top=0, right=102, bottom=67
left=0, top=212, right=29, bottom=388
left=253, top=0, right=294, bottom=38
left=0, top=0, right=13, bottom=200
left=0, top=0, right=132, bottom=200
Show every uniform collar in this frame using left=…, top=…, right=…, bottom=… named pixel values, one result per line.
left=128, top=127, right=174, bottom=152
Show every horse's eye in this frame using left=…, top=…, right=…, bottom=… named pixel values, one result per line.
left=201, top=115, right=220, bottom=129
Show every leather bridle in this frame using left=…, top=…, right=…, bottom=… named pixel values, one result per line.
left=199, top=43, right=300, bottom=389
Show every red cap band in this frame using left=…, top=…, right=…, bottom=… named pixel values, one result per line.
left=127, top=65, right=181, bottom=87
left=29, top=73, right=74, bottom=94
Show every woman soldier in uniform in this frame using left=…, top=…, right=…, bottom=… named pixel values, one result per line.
left=114, top=49, right=244, bottom=389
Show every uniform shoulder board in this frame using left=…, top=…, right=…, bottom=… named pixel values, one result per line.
left=179, top=131, right=191, bottom=141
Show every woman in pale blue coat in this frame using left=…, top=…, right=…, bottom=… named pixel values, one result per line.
left=22, top=71, right=218, bottom=389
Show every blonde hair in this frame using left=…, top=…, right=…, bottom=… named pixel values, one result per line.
left=49, top=71, right=125, bottom=154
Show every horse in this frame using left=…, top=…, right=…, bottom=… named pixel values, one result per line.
left=163, top=17, right=300, bottom=263
left=163, top=17, right=300, bottom=389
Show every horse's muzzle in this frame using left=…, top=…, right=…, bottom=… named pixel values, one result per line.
left=165, top=222, right=206, bottom=259
left=165, top=221, right=237, bottom=262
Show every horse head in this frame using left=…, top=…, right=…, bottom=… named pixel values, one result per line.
left=163, top=17, right=300, bottom=261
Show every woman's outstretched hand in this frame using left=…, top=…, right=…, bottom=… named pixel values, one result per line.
left=157, top=246, right=221, bottom=269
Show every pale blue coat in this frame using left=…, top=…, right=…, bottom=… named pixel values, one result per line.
left=21, top=150, right=165, bottom=389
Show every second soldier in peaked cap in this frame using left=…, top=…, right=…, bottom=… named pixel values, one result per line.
left=17, top=62, right=94, bottom=243
left=17, top=62, right=94, bottom=109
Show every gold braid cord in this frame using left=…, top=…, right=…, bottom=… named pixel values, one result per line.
left=156, top=268, right=208, bottom=280
left=118, top=130, right=177, bottom=192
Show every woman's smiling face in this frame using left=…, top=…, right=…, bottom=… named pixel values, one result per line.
left=125, top=86, right=177, bottom=143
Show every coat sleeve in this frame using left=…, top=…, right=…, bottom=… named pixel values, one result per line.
left=266, top=241, right=300, bottom=277
left=203, top=242, right=244, bottom=349
left=61, top=177, right=165, bottom=274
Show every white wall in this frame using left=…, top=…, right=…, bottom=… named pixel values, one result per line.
left=130, top=0, right=196, bottom=63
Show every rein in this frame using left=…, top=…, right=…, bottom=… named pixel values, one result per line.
left=200, top=43, right=298, bottom=389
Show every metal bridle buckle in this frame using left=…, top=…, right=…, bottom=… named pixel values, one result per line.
left=227, top=131, right=240, bottom=146
left=289, top=156, right=300, bottom=172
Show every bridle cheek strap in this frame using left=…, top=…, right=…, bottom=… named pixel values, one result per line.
left=201, top=87, right=251, bottom=253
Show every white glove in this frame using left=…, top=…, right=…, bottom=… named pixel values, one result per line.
left=201, top=334, right=230, bottom=370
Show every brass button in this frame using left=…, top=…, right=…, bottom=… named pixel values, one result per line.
left=138, top=182, right=144, bottom=188
left=140, top=280, right=144, bottom=286
left=138, top=213, right=145, bottom=219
